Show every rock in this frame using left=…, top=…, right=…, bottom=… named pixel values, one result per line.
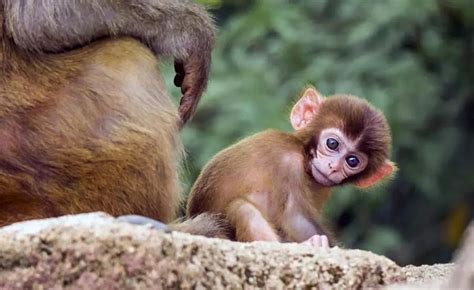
left=447, top=222, right=474, bottom=290
left=401, top=264, right=454, bottom=284
left=383, top=264, right=454, bottom=290
left=384, top=221, right=474, bottom=290
left=0, top=212, right=405, bottom=289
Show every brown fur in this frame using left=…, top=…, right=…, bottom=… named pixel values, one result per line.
left=171, top=213, right=234, bottom=239
left=188, top=129, right=336, bottom=243
left=0, top=37, right=182, bottom=226
left=0, top=1, right=218, bottom=232
left=187, top=94, right=392, bottom=245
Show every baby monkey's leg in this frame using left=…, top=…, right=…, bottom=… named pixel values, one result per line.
left=226, top=198, right=280, bottom=242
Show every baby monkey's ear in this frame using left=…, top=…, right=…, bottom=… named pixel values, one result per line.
left=290, top=86, right=324, bottom=130
left=355, top=160, right=397, bottom=189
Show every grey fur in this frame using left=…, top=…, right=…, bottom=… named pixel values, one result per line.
left=3, top=0, right=215, bottom=62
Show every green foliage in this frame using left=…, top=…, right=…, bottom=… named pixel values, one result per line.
left=165, top=0, right=473, bottom=265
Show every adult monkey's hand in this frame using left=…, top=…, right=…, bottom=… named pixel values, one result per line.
left=174, top=50, right=212, bottom=126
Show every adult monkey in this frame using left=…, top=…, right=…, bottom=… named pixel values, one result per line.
left=0, top=0, right=221, bottom=233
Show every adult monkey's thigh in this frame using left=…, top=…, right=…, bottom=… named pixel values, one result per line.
left=0, top=0, right=215, bottom=226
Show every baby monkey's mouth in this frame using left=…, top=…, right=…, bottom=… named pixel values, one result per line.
left=307, top=148, right=335, bottom=187
left=309, top=160, right=335, bottom=187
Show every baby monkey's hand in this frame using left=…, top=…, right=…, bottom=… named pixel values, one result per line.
left=302, top=234, right=330, bottom=248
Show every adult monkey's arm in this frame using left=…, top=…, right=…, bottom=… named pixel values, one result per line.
left=3, top=0, right=215, bottom=124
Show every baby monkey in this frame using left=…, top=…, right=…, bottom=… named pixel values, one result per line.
left=187, top=86, right=395, bottom=247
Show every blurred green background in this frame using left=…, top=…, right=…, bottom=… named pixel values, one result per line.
left=165, top=0, right=473, bottom=266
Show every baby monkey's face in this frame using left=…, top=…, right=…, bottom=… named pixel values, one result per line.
left=308, top=128, right=368, bottom=186
left=291, top=86, right=394, bottom=189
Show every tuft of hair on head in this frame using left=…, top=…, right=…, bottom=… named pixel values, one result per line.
left=323, top=96, right=391, bottom=165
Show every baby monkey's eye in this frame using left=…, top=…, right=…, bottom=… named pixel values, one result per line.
left=326, top=138, right=339, bottom=150
left=346, top=155, right=360, bottom=168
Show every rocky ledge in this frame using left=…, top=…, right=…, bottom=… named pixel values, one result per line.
left=0, top=213, right=470, bottom=289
